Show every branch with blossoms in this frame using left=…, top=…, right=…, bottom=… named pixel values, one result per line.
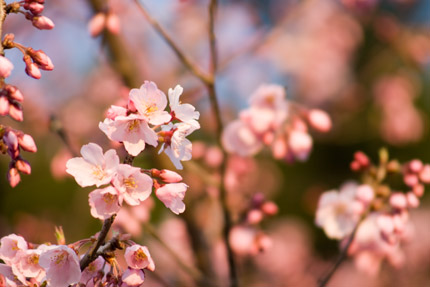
left=0, top=81, right=200, bottom=286
left=0, top=0, right=53, bottom=187
left=315, top=148, right=430, bottom=286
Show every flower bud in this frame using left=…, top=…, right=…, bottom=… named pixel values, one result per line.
left=5, top=85, right=24, bottom=102
left=9, top=102, right=24, bottom=121
left=16, top=158, right=31, bottom=174
left=288, top=130, right=312, bottom=161
left=159, top=169, right=182, bottom=183
left=419, top=164, right=430, bottom=184
left=261, top=201, right=278, bottom=215
left=406, top=192, right=419, bottom=208
left=408, top=159, right=423, bottom=174
left=356, top=184, right=375, bottom=204
left=32, top=15, right=55, bottom=30
left=7, top=167, right=21, bottom=187
left=412, top=184, right=424, bottom=197
left=354, top=151, right=370, bottom=168
left=389, top=192, right=407, bottom=210
left=25, top=61, right=42, bottom=79
left=88, top=13, right=106, bottom=37
left=4, top=131, right=19, bottom=150
left=25, top=2, right=44, bottom=15
left=307, top=109, right=332, bottom=132
left=30, top=49, right=54, bottom=70
left=247, top=209, right=263, bottom=224
left=18, top=134, right=37, bottom=153
left=0, top=56, right=14, bottom=78
left=106, top=13, right=120, bottom=35
left=0, top=96, right=9, bottom=116
left=403, top=173, right=419, bottom=187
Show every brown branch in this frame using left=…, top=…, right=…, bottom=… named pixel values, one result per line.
left=0, top=0, right=6, bottom=56
left=133, top=0, right=212, bottom=85
left=317, top=222, right=361, bottom=287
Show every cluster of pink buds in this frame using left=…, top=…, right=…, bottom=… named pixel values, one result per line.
left=3, top=34, right=54, bottom=79
left=99, top=81, right=200, bottom=170
left=0, top=233, right=155, bottom=287
left=222, top=84, right=332, bottom=163
left=6, top=0, right=54, bottom=30
left=0, top=84, right=24, bottom=121
left=315, top=149, right=430, bottom=275
left=229, top=193, right=278, bottom=256
left=0, top=127, right=37, bottom=187
left=88, top=11, right=121, bottom=37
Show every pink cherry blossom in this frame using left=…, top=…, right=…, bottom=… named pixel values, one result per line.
left=121, top=268, right=145, bottom=286
left=112, top=164, right=153, bottom=206
left=38, top=245, right=81, bottom=287
left=155, top=183, right=188, bottom=214
left=88, top=186, right=121, bottom=220
left=66, top=143, right=119, bottom=187
left=315, top=183, right=363, bottom=239
left=99, top=114, right=157, bottom=156
left=168, top=85, right=200, bottom=129
left=80, top=256, right=104, bottom=285
left=222, top=119, right=263, bottom=156
left=105, top=105, right=127, bottom=120
left=0, top=234, right=27, bottom=264
left=249, top=84, right=288, bottom=112
left=129, top=81, right=171, bottom=125
left=11, top=246, right=47, bottom=283
left=307, top=109, right=332, bottom=132
left=124, top=245, right=155, bottom=271
left=0, top=264, right=20, bottom=287
left=0, top=56, right=13, bottom=78
left=159, top=123, right=196, bottom=170
left=32, top=15, right=55, bottom=30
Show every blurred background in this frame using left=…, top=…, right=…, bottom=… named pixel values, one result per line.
left=0, top=0, right=429, bottom=286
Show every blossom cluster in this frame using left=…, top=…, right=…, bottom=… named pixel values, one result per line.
left=6, top=0, right=54, bottom=30
left=315, top=150, right=430, bottom=275
left=99, top=81, right=200, bottom=169
left=0, top=233, right=154, bottom=287
left=222, top=84, right=332, bottom=162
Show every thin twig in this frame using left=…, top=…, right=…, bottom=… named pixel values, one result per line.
left=143, top=222, right=204, bottom=282
left=207, top=1, right=238, bottom=287
left=317, top=222, right=361, bottom=287
left=133, top=0, right=212, bottom=85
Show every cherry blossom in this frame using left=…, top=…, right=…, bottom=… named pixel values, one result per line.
left=168, top=85, right=200, bottom=129
left=0, top=234, right=28, bottom=264
left=315, top=183, right=363, bottom=239
left=0, top=56, right=13, bottom=78
left=128, top=81, right=171, bottom=125
left=99, top=114, right=158, bottom=156
left=66, top=142, right=119, bottom=187
left=121, top=268, right=145, bottom=286
left=222, top=119, right=263, bottom=156
left=88, top=186, right=121, bottom=220
left=11, top=246, right=47, bottom=284
left=38, top=245, right=81, bottom=287
left=112, top=164, right=153, bottom=206
left=124, top=245, right=155, bottom=271
left=155, top=183, right=188, bottom=214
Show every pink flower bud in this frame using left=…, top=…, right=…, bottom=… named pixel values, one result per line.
left=25, top=61, right=42, bottom=79
left=356, top=184, right=375, bottom=204
left=0, top=96, right=9, bottom=116
left=27, top=3, right=44, bottom=15
left=412, top=184, right=424, bottom=197
left=32, top=15, right=55, bottom=30
left=389, top=192, right=407, bottom=210
left=18, top=134, right=37, bottom=152
left=262, top=131, right=274, bottom=145
left=106, top=13, right=120, bottom=35
left=0, top=56, right=14, bottom=78
left=271, top=137, right=287, bottom=159
left=350, top=160, right=361, bottom=171
left=408, top=159, right=423, bottom=173
left=403, top=173, right=419, bottom=187
left=307, top=109, right=332, bottom=132
left=204, top=146, right=223, bottom=168
left=261, top=201, right=278, bottom=215
left=419, top=164, right=430, bottom=184
left=88, top=13, right=106, bottom=37
left=247, top=209, right=263, bottom=224
left=291, top=118, right=308, bottom=133
left=8, top=103, right=23, bottom=121
left=31, top=50, right=54, bottom=71
left=159, top=169, right=182, bottom=183
left=406, top=192, right=419, bottom=208
left=7, top=167, right=21, bottom=187
left=5, top=85, right=24, bottom=102
left=288, top=130, right=312, bottom=161
left=4, top=131, right=19, bottom=150
left=354, top=151, right=370, bottom=167
left=16, top=158, right=31, bottom=174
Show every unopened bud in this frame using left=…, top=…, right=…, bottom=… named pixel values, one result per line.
left=261, top=201, right=278, bottom=215
left=106, top=13, right=120, bottom=35
left=408, top=159, right=423, bottom=174
left=5, top=85, right=24, bottom=102
left=354, top=151, right=370, bottom=168
left=25, top=2, right=44, bottom=15
left=3, top=131, right=19, bottom=150
left=32, top=15, right=55, bottom=30
left=7, top=167, right=21, bottom=188
left=419, top=164, right=430, bottom=184
left=88, top=13, right=106, bottom=37
left=0, top=96, right=9, bottom=116
left=0, top=56, right=14, bottom=78
left=406, top=192, right=419, bottom=208
left=18, top=134, right=37, bottom=152
left=30, top=49, right=54, bottom=71
left=389, top=192, right=407, bottom=210
left=25, top=61, right=42, bottom=79
left=356, top=184, right=375, bottom=204
left=412, top=184, right=425, bottom=197
left=307, top=109, right=332, bottom=133
left=16, top=158, right=31, bottom=174
left=159, top=169, right=182, bottom=183
left=9, top=102, right=24, bottom=121
left=247, top=209, right=263, bottom=224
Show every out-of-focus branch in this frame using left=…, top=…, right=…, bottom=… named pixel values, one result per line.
left=207, top=1, right=238, bottom=287
left=87, top=0, right=141, bottom=88
left=0, top=0, right=6, bottom=55
left=133, top=0, right=212, bottom=85
left=317, top=221, right=361, bottom=287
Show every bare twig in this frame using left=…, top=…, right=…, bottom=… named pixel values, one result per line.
left=133, top=0, right=212, bottom=85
